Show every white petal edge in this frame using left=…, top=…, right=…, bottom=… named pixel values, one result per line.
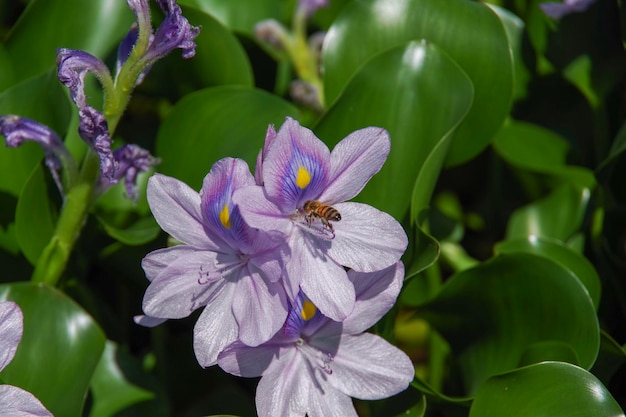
left=0, top=301, right=22, bottom=372
left=0, top=385, right=53, bottom=417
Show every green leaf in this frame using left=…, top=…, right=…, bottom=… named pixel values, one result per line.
left=179, top=0, right=287, bottom=35
left=315, top=40, right=474, bottom=220
left=322, top=0, right=514, bottom=165
left=0, top=282, right=106, bottom=417
left=495, top=237, right=601, bottom=310
left=164, top=5, right=254, bottom=90
left=591, top=330, right=626, bottom=386
left=96, top=215, right=160, bottom=246
left=89, top=341, right=154, bottom=417
left=156, top=86, right=298, bottom=190
left=506, top=184, right=590, bottom=243
left=492, top=120, right=596, bottom=190
left=4, top=0, right=132, bottom=84
left=15, top=165, right=56, bottom=265
left=419, top=253, right=599, bottom=396
left=469, top=362, right=624, bottom=417
left=0, top=69, right=72, bottom=196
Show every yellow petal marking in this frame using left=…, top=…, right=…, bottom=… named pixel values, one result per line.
left=295, top=165, right=311, bottom=189
left=301, top=300, right=317, bottom=321
left=219, top=204, right=231, bottom=229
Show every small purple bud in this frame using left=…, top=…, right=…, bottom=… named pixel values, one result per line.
left=142, top=0, right=200, bottom=64
left=254, top=20, right=288, bottom=51
left=78, top=107, right=117, bottom=181
left=99, top=144, right=160, bottom=200
left=298, top=0, right=328, bottom=17
left=540, top=0, right=596, bottom=19
left=290, top=80, right=323, bottom=112
left=0, top=115, right=72, bottom=192
left=126, top=0, right=152, bottom=33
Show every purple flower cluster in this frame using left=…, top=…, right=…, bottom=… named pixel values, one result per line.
left=139, top=117, right=414, bottom=416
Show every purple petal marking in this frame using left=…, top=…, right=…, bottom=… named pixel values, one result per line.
left=0, top=115, right=70, bottom=192
left=262, top=117, right=330, bottom=212
left=319, top=126, right=390, bottom=204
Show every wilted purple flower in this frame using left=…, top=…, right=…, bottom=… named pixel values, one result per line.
left=140, top=158, right=289, bottom=367
left=0, top=115, right=74, bottom=192
left=0, top=302, right=53, bottom=417
left=56, top=48, right=117, bottom=180
left=218, top=262, right=413, bottom=417
left=540, top=0, right=596, bottom=19
left=97, top=144, right=161, bottom=200
left=298, top=0, right=329, bottom=17
left=233, top=118, right=407, bottom=321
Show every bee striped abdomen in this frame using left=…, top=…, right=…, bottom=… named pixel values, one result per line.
left=302, top=200, right=341, bottom=230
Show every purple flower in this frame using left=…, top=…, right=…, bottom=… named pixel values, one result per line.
left=540, top=0, right=596, bottom=18
left=217, top=262, right=414, bottom=417
left=233, top=118, right=408, bottom=321
left=298, top=0, right=329, bottom=17
left=56, top=48, right=117, bottom=180
left=0, top=115, right=74, bottom=192
left=140, top=158, right=289, bottom=367
left=0, top=302, right=53, bottom=417
left=97, top=144, right=161, bottom=200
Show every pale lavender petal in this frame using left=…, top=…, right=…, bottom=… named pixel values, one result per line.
left=254, top=124, right=277, bottom=185
left=0, top=301, right=22, bottom=372
left=147, top=174, right=219, bottom=249
left=298, top=0, right=329, bottom=17
left=256, top=352, right=309, bottom=417
left=342, top=262, right=404, bottom=334
left=141, top=245, right=199, bottom=281
left=193, top=281, right=239, bottom=367
left=318, top=127, right=389, bottom=204
left=232, top=185, right=292, bottom=234
left=133, top=314, right=167, bottom=327
left=218, top=340, right=281, bottom=377
left=263, top=117, right=330, bottom=212
left=142, top=248, right=221, bottom=318
left=327, top=333, right=414, bottom=400
left=307, top=385, right=357, bottom=417
left=232, top=269, right=288, bottom=347
left=294, top=231, right=355, bottom=321
left=248, top=232, right=290, bottom=283
left=540, top=0, right=595, bottom=18
left=327, top=202, right=407, bottom=272
left=0, top=385, right=53, bottom=417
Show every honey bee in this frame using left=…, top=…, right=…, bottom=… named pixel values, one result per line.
left=302, top=200, right=341, bottom=232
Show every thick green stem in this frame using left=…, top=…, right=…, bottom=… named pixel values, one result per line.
left=31, top=151, right=101, bottom=285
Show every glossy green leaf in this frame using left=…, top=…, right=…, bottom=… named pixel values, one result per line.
left=96, top=215, right=160, bottom=246
left=493, top=120, right=596, bottom=189
left=179, top=0, right=286, bottom=34
left=315, top=41, right=473, bottom=220
left=165, top=5, right=254, bottom=90
left=5, top=0, right=132, bottom=84
left=0, top=282, right=106, bottom=417
left=506, top=184, right=590, bottom=243
left=322, top=0, right=513, bottom=165
left=15, top=165, right=56, bottom=265
left=469, top=362, right=625, bottom=417
left=0, top=70, right=71, bottom=196
left=89, top=341, right=154, bottom=417
left=419, top=253, right=599, bottom=396
left=495, top=236, right=601, bottom=310
left=156, top=86, right=298, bottom=189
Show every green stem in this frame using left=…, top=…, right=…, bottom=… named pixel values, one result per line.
left=31, top=151, right=101, bottom=285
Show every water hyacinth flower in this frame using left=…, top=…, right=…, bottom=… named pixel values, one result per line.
left=0, top=115, right=75, bottom=193
left=540, top=0, right=596, bottom=19
left=140, top=158, right=289, bottom=367
left=218, top=262, right=413, bottom=417
left=0, top=302, right=53, bottom=417
left=233, top=118, right=408, bottom=321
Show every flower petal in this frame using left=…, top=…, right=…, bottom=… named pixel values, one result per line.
left=318, top=127, right=390, bottom=204
left=0, top=301, right=22, bottom=372
left=147, top=174, right=219, bottom=249
left=232, top=185, right=292, bottom=234
left=193, top=281, right=239, bottom=367
left=141, top=245, right=198, bottom=281
left=232, top=269, right=288, bottom=347
left=326, top=333, right=414, bottom=400
left=307, top=384, right=357, bottom=417
left=263, top=117, right=330, bottom=212
left=0, top=385, right=53, bottom=417
left=218, top=340, right=280, bottom=378
left=133, top=314, right=167, bottom=328
left=294, top=231, right=355, bottom=321
left=141, top=247, right=221, bottom=318
left=343, top=261, right=404, bottom=334
left=256, top=351, right=309, bottom=417
left=327, top=202, right=407, bottom=272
